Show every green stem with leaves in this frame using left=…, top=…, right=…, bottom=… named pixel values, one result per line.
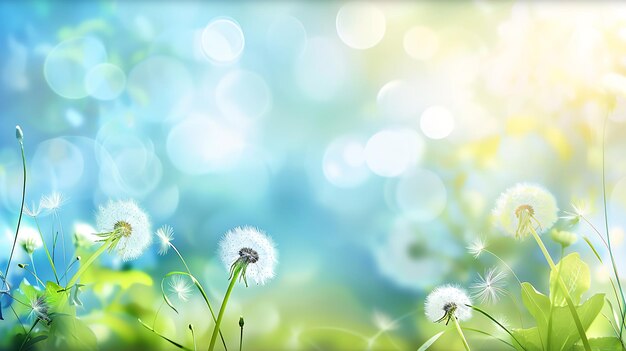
left=529, top=227, right=591, bottom=351
left=209, top=265, right=242, bottom=351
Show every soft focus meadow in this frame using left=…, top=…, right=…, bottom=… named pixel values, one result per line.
left=3, top=1, right=626, bottom=350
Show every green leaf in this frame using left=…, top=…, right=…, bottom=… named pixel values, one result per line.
left=547, top=293, right=605, bottom=351
left=510, top=328, right=543, bottom=351
left=47, top=313, right=97, bottom=351
left=520, top=282, right=550, bottom=330
left=572, top=337, right=624, bottom=351
left=417, top=331, right=445, bottom=351
left=550, top=253, right=590, bottom=305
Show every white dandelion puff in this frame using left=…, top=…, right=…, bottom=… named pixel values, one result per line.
left=41, top=191, right=66, bottom=212
left=492, top=183, right=558, bottom=239
left=425, top=285, right=472, bottom=324
left=168, top=275, right=193, bottom=302
left=96, top=200, right=152, bottom=261
left=219, top=226, right=277, bottom=286
left=156, top=225, right=174, bottom=255
left=467, top=238, right=487, bottom=259
left=470, top=268, right=507, bottom=304
left=17, top=226, right=42, bottom=255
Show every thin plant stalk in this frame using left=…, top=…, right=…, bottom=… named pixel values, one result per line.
left=2, top=137, right=27, bottom=291
left=239, top=319, right=244, bottom=351
left=32, top=216, right=59, bottom=284
left=601, top=116, right=626, bottom=338
left=529, top=226, right=591, bottom=351
left=66, top=237, right=115, bottom=289
left=28, top=255, right=42, bottom=288
left=167, top=241, right=227, bottom=350
left=451, top=316, right=471, bottom=351
left=209, top=266, right=242, bottom=351
left=467, top=304, right=526, bottom=351
left=546, top=246, right=565, bottom=350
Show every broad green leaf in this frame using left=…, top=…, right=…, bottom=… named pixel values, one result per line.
left=47, top=313, right=97, bottom=351
left=417, top=331, right=445, bottom=351
left=550, top=253, right=590, bottom=306
left=547, top=293, right=605, bottom=351
left=572, top=337, right=624, bottom=351
left=520, top=282, right=550, bottom=330
left=510, top=327, right=543, bottom=351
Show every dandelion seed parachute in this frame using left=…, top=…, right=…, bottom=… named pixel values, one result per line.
left=17, top=226, right=43, bottom=254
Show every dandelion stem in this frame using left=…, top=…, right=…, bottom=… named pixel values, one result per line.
left=239, top=317, right=244, bottom=351
left=529, top=226, right=591, bottom=351
left=66, top=237, right=114, bottom=289
left=451, top=316, right=471, bottom=351
left=546, top=246, right=564, bottom=351
left=209, top=265, right=242, bottom=351
left=32, top=216, right=59, bottom=284
left=467, top=304, right=526, bottom=351
left=2, top=137, right=27, bottom=294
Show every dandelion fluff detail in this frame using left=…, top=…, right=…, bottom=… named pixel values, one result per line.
left=425, top=285, right=472, bottom=324
left=156, top=225, right=174, bottom=255
left=17, top=226, right=43, bottom=255
left=219, top=226, right=277, bottom=286
left=96, top=200, right=152, bottom=261
left=470, top=268, right=507, bottom=304
left=492, top=183, right=558, bottom=239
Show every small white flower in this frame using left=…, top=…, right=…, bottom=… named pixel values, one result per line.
left=492, top=183, right=558, bottom=239
left=17, top=226, right=43, bottom=255
left=96, top=200, right=152, bottom=261
left=467, top=238, right=487, bottom=259
left=156, top=225, right=174, bottom=255
left=73, top=222, right=98, bottom=247
left=425, top=285, right=472, bottom=324
left=219, top=226, right=277, bottom=286
left=168, top=275, right=193, bottom=302
left=470, top=268, right=507, bottom=304
left=41, top=192, right=66, bottom=212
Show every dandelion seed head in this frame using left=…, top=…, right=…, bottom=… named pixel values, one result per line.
left=219, top=226, right=277, bottom=285
left=492, top=183, right=558, bottom=239
left=168, top=275, right=193, bottom=302
left=17, top=226, right=42, bottom=255
left=96, top=200, right=152, bottom=261
left=467, top=238, right=487, bottom=258
left=470, top=268, right=507, bottom=304
left=156, top=225, right=174, bottom=255
left=425, top=285, right=472, bottom=323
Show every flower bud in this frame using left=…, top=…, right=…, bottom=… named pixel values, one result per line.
left=550, top=229, right=578, bottom=247
left=15, top=125, right=23, bottom=143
